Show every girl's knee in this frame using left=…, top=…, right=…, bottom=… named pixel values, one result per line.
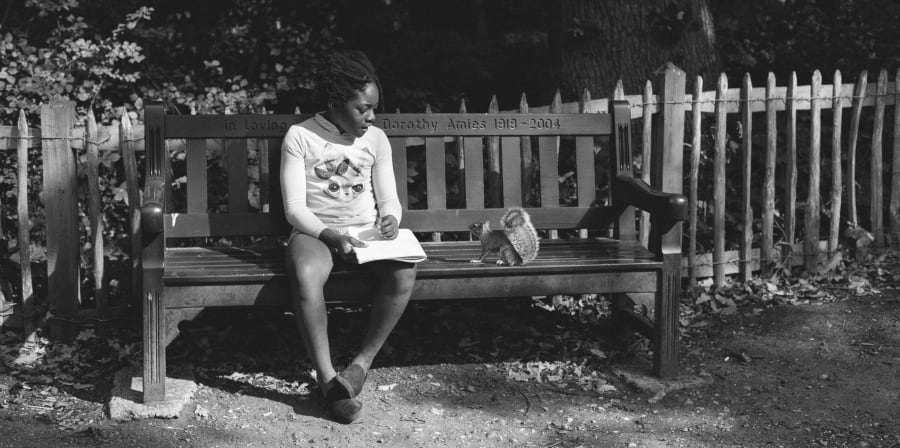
left=387, top=263, right=416, bottom=295
left=286, top=235, right=333, bottom=298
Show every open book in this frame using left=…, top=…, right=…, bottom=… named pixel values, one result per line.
left=347, top=226, right=427, bottom=264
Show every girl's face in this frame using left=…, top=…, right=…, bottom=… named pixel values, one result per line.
left=329, top=81, right=379, bottom=138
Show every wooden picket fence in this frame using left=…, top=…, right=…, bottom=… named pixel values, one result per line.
left=0, top=105, right=143, bottom=340
left=1, top=64, right=899, bottom=338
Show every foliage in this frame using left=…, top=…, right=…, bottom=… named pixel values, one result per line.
left=0, top=2, right=151, bottom=123
left=713, top=0, right=900, bottom=81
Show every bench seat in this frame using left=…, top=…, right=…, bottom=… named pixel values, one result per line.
left=161, top=238, right=662, bottom=307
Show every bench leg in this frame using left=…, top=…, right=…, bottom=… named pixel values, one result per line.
left=653, top=258, right=680, bottom=377
left=143, top=283, right=166, bottom=403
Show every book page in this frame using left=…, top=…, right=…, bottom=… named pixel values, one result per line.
left=348, top=227, right=427, bottom=264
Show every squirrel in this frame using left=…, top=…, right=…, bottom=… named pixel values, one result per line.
left=468, top=207, right=540, bottom=266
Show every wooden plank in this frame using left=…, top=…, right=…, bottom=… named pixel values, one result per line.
left=41, top=100, right=79, bottom=341
left=829, top=70, right=844, bottom=255
left=640, top=80, right=653, bottom=248
left=891, top=69, right=900, bottom=247
left=120, top=111, right=141, bottom=308
left=847, top=70, right=868, bottom=226
left=0, top=125, right=40, bottom=150
left=226, top=139, right=248, bottom=213
left=539, top=100, right=561, bottom=210
left=423, top=105, right=444, bottom=241
left=806, top=70, right=822, bottom=272
left=464, top=137, right=484, bottom=208
left=390, top=137, right=409, bottom=210
left=611, top=84, right=636, bottom=242
left=740, top=73, right=753, bottom=282
left=454, top=100, right=468, bottom=212
left=258, top=137, right=270, bottom=213
left=576, top=88, right=594, bottom=238
left=380, top=113, right=611, bottom=136
left=543, top=92, right=561, bottom=238
left=16, top=111, right=35, bottom=340
left=486, top=96, right=502, bottom=208
left=870, top=69, right=887, bottom=245
left=713, top=73, right=728, bottom=288
left=688, top=76, right=703, bottom=292
left=166, top=114, right=308, bottom=138
left=762, top=73, right=777, bottom=276
left=651, top=63, right=687, bottom=377
left=164, top=113, right=612, bottom=138
left=163, top=269, right=659, bottom=308
left=518, top=94, right=535, bottom=207
left=163, top=206, right=616, bottom=237
left=425, top=133, right=446, bottom=240
left=267, top=138, right=284, bottom=216
left=785, top=72, right=798, bottom=255
left=186, top=139, right=208, bottom=213
left=501, top=136, right=523, bottom=207
left=86, top=110, right=107, bottom=317
left=683, top=241, right=831, bottom=279
left=575, top=135, right=595, bottom=208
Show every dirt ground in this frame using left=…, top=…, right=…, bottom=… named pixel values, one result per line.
left=1, top=257, right=899, bottom=448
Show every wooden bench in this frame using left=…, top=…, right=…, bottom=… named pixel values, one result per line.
left=139, top=99, right=687, bottom=403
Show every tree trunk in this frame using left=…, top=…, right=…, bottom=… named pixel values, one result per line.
left=551, top=0, right=720, bottom=97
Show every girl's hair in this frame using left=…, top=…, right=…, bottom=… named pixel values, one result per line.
left=316, top=50, right=383, bottom=111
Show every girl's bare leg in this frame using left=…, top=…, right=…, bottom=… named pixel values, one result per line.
left=285, top=233, right=338, bottom=385
left=350, top=261, right=416, bottom=371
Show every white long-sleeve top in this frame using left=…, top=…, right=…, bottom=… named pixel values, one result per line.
left=281, top=113, right=402, bottom=238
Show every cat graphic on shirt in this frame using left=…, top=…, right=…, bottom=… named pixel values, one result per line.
left=323, top=164, right=366, bottom=202
left=311, top=143, right=373, bottom=203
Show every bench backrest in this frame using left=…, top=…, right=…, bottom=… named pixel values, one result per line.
left=144, top=101, right=635, bottom=240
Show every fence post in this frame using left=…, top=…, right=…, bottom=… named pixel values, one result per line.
left=806, top=70, right=822, bottom=272
left=640, top=80, right=653, bottom=248
left=120, top=111, right=141, bottom=310
left=650, top=62, right=685, bottom=377
left=713, top=73, right=728, bottom=288
left=41, top=99, right=80, bottom=341
left=86, top=110, right=107, bottom=317
left=740, top=73, right=754, bottom=282
left=17, top=111, right=36, bottom=340
left=891, top=68, right=900, bottom=248
left=870, top=69, right=887, bottom=246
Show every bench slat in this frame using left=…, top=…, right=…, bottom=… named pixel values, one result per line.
left=162, top=206, right=617, bottom=237
left=539, top=135, right=559, bottom=207
left=163, top=114, right=612, bottom=138
left=389, top=137, right=408, bottom=210
left=226, top=139, right=248, bottom=213
left=425, top=137, right=446, bottom=210
left=501, top=136, right=523, bottom=207
left=464, top=137, right=484, bottom=208
left=266, top=138, right=284, bottom=215
left=258, top=138, right=270, bottom=212
left=186, top=139, right=207, bottom=213
left=576, top=136, right=596, bottom=207
left=163, top=269, right=658, bottom=307
left=162, top=239, right=659, bottom=284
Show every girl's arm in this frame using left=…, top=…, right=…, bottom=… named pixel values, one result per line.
left=371, top=130, right=403, bottom=224
left=281, top=129, right=328, bottom=237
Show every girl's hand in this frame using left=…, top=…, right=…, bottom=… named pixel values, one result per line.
left=319, top=228, right=367, bottom=262
left=376, top=215, right=398, bottom=240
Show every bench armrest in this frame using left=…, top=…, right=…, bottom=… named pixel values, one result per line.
left=613, top=176, right=687, bottom=234
left=141, top=177, right=166, bottom=234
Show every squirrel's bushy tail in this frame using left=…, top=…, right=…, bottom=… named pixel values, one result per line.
left=501, top=207, right=540, bottom=264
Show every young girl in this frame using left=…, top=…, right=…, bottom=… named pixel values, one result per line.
left=281, top=51, right=416, bottom=424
